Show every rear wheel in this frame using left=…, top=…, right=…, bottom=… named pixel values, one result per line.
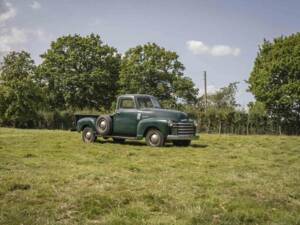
left=145, top=129, right=165, bottom=147
left=82, top=127, right=96, bottom=143
left=113, top=138, right=126, bottom=144
left=172, top=140, right=191, bottom=147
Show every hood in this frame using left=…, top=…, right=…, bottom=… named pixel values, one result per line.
left=140, top=108, right=188, bottom=122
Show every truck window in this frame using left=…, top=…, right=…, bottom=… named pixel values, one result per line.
left=119, top=98, right=135, bottom=109
left=137, top=96, right=161, bottom=109
left=151, top=97, right=161, bottom=108
left=137, top=97, right=153, bottom=109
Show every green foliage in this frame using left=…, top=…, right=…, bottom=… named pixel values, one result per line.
left=0, top=33, right=298, bottom=134
left=247, top=101, right=268, bottom=134
left=185, top=82, right=283, bottom=135
left=38, top=110, right=74, bottom=130
left=248, top=33, right=300, bottom=132
left=0, top=51, right=43, bottom=128
left=208, top=82, right=239, bottom=109
left=0, top=128, right=300, bottom=224
left=119, top=43, right=198, bottom=105
left=38, top=34, right=121, bottom=110
left=196, top=83, right=240, bottom=133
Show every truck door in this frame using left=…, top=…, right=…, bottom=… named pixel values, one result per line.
left=113, top=97, right=138, bottom=136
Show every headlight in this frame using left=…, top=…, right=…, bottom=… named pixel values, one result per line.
left=168, top=120, right=174, bottom=127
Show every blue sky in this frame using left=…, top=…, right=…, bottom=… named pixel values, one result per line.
left=0, top=0, right=299, bottom=106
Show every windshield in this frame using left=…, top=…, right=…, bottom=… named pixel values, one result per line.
left=136, top=96, right=161, bottom=109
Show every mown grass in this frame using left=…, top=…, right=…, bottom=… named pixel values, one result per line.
left=0, top=128, right=299, bottom=225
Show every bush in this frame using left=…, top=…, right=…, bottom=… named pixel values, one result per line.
left=38, top=111, right=75, bottom=130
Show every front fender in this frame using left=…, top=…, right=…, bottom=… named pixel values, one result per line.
left=76, top=117, right=97, bottom=132
left=137, top=118, right=169, bottom=139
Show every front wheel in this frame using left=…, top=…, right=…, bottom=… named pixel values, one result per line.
left=172, top=140, right=191, bottom=147
left=82, top=127, right=96, bottom=143
left=145, top=129, right=165, bottom=147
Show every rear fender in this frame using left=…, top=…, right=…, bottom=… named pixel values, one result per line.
left=137, top=118, right=169, bottom=139
left=76, top=117, right=97, bottom=132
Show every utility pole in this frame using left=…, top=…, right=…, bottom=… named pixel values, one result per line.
left=204, top=70, right=207, bottom=111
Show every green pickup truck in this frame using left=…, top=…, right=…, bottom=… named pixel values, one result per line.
left=76, top=94, right=198, bottom=147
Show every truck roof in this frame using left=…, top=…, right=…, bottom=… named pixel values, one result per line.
left=118, top=94, right=154, bottom=98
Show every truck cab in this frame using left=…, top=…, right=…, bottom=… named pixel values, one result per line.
left=76, top=94, right=198, bottom=147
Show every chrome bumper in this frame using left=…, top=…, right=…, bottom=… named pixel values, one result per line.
left=167, top=135, right=199, bottom=140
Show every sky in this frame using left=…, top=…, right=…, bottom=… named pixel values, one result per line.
left=0, top=0, right=299, bottom=107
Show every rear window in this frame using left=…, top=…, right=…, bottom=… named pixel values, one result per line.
left=119, top=98, right=135, bottom=109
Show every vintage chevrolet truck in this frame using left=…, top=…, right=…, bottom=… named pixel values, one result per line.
left=76, top=94, right=198, bottom=147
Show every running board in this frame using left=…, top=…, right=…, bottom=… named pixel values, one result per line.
left=100, top=135, right=140, bottom=140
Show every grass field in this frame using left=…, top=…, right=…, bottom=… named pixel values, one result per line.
left=0, top=128, right=299, bottom=225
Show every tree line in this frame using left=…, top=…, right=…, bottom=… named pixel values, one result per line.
left=0, top=33, right=299, bottom=134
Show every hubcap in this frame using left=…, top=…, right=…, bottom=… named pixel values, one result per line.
left=86, top=131, right=92, bottom=139
left=150, top=133, right=159, bottom=144
left=100, top=120, right=106, bottom=129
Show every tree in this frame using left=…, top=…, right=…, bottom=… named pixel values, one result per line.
left=38, top=34, right=121, bottom=110
left=247, top=101, right=268, bottom=134
left=208, top=82, right=239, bottom=109
left=119, top=43, right=198, bottom=107
left=196, top=82, right=239, bottom=133
left=248, top=33, right=300, bottom=134
left=0, top=51, right=43, bottom=127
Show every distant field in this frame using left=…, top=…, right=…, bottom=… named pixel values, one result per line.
left=0, top=128, right=299, bottom=225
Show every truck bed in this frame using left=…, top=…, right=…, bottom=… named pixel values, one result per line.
left=71, top=114, right=99, bottom=131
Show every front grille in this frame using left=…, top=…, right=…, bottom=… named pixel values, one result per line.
left=172, top=122, right=195, bottom=136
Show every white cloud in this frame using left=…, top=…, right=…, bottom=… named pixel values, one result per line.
left=0, top=0, right=51, bottom=60
left=30, top=1, right=41, bottom=10
left=0, top=1, right=16, bottom=24
left=211, top=45, right=240, bottom=56
left=186, top=40, right=209, bottom=55
left=186, top=40, right=241, bottom=57
left=0, top=27, right=51, bottom=60
left=0, top=28, right=50, bottom=51
left=0, top=27, right=27, bottom=52
left=0, top=1, right=46, bottom=60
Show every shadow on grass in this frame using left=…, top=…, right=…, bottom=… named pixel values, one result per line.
left=94, top=139, right=208, bottom=148
left=190, top=144, right=208, bottom=148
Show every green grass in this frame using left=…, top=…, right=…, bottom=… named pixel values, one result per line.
left=0, top=128, right=300, bottom=225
